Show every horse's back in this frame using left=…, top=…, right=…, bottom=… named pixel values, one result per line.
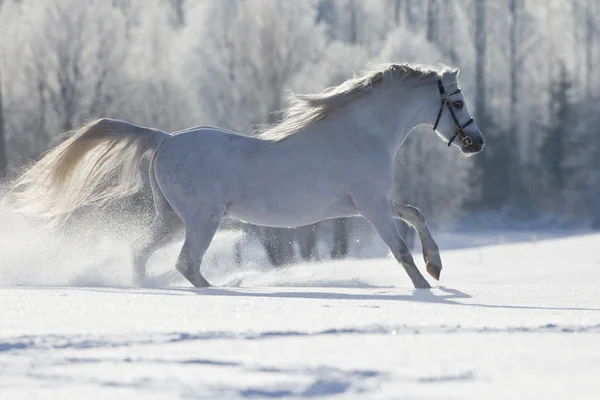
left=153, top=128, right=240, bottom=212
left=170, top=125, right=243, bottom=137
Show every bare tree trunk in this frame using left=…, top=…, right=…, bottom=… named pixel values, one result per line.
left=426, top=0, right=439, bottom=43
left=509, top=0, right=519, bottom=133
left=260, top=227, right=296, bottom=267
left=585, top=0, right=594, bottom=101
left=0, top=67, right=7, bottom=178
left=297, top=225, right=318, bottom=261
left=348, top=0, right=358, bottom=43
left=0, top=0, right=6, bottom=173
left=507, top=0, right=522, bottom=199
left=440, top=0, right=458, bottom=63
left=474, top=0, right=486, bottom=119
left=36, top=78, right=49, bottom=155
left=393, top=0, right=403, bottom=26
left=572, top=1, right=582, bottom=94
left=473, top=0, right=507, bottom=208
left=405, top=0, right=418, bottom=31
left=331, top=218, right=350, bottom=259
left=169, top=0, right=185, bottom=26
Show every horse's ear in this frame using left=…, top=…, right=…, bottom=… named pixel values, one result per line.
left=444, top=68, right=460, bottom=85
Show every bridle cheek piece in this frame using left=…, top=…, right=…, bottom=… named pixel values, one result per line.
left=432, top=79, right=475, bottom=147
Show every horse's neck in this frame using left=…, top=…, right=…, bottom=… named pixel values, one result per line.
left=347, top=83, right=436, bottom=156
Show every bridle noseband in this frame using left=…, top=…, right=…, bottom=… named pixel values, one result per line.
left=432, top=79, right=474, bottom=147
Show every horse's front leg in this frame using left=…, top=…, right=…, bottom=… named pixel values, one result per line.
left=390, top=201, right=442, bottom=281
left=356, top=197, right=431, bottom=289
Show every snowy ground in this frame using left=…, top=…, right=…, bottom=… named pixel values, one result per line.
left=1, top=230, right=600, bottom=399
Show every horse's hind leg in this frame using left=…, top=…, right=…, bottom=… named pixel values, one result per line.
left=175, top=204, right=225, bottom=288
left=131, top=164, right=182, bottom=286
left=132, top=213, right=181, bottom=285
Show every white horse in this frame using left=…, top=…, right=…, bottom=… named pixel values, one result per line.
left=10, top=63, right=484, bottom=289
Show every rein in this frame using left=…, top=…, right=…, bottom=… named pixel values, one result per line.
left=432, top=79, right=474, bottom=147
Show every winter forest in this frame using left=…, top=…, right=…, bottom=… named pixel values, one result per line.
left=0, top=0, right=598, bottom=266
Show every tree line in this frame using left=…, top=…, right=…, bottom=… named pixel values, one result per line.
left=0, top=0, right=598, bottom=266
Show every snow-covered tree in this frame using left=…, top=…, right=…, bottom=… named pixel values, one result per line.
left=1, top=0, right=600, bottom=247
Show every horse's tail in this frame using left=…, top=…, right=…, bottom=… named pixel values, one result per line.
left=9, top=118, right=170, bottom=226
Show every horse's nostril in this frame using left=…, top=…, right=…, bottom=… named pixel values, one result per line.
left=478, top=138, right=484, bottom=146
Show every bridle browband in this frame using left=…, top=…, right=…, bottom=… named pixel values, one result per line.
left=432, top=79, right=475, bottom=147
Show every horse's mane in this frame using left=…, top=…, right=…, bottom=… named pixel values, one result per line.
left=256, top=63, right=455, bottom=142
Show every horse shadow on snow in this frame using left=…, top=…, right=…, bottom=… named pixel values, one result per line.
left=163, top=285, right=600, bottom=313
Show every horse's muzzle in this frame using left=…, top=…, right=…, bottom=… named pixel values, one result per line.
left=462, top=136, right=485, bottom=154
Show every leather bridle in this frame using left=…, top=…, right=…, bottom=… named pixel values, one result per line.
left=432, top=79, right=474, bottom=147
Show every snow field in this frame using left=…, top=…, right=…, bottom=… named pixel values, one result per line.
left=1, top=232, right=600, bottom=399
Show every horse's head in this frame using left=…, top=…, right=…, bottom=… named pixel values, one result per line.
left=432, top=69, right=484, bottom=155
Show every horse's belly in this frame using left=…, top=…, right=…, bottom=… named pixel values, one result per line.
left=225, top=190, right=357, bottom=228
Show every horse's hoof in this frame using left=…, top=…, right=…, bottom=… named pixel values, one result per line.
left=426, top=263, right=441, bottom=281
left=191, top=277, right=211, bottom=288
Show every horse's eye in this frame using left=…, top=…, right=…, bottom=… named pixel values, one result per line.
left=454, top=101, right=464, bottom=109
